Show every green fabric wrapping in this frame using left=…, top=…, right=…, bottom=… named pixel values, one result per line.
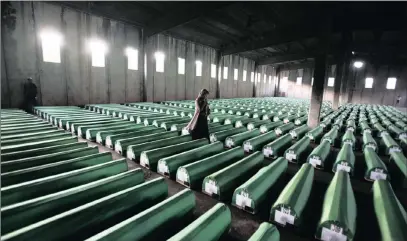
left=273, top=113, right=288, bottom=122
left=381, top=133, right=402, bottom=155
left=395, top=120, right=407, bottom=129
left=96, top=126, right=156, bottom=144
left=319, top=118, right=332, bottom=130
left=388, top=125, right=406, bottom=139
left=341, top=130, right=356, bottom=149
left=269, top=163, right=314, bottom=227
left=232, top=157, right=287, bottom=214
left=283, top=115, right=296, bottom=123
left=1, top=142, right=88, bottom=162
left=84, top=189, right=195, bottom=241
left=359, top=120, right=371, bottom=133
left=224, top=116, right=249, bottom=125
left=209, top=124, right=234, bottom=133
left=140, top=139, right=208, bottom=171
left=212, top=115, right=235, bottom=124
left=263, top=134, right=293, bottom=159
left=235, top=118, right=256, bottom=128
left=202, top=152, right=264, bottom=200
left=127, top=135, right=192, bottom=160
left=243, top=131, right=278, bottom=153
left=144, top=116, right=182, bottom=126
left=307, top=140, right=331, bottom=169
left=57, top=116, right=111, bottom=128
left=113, top=131, right=179, bottom=155
left=1, top=168, right=144, bottom=235
left=1, top=152, right=114, bottom=186
left=0, top=137, right=77, bottom=154
left=1, top=121, right=48, bottom=129
left=389, top=152, right=407, bottom=188
left=346, top=119, right=356, bottom=132
left=1, top=159, right=128, bottom=206
left=373, top=180, right=407, bottom=241
left=284, top=136, right=311, bottom=163
left=105, top=128, right=164, bottom=149
left=332, top=118, right=343, bottom=129
left=1, top=147, right=100, bottom=172
left=275, top=122, right=295, bottom=136
left=362, top=131, right=378, bottom=152
left=155, top=117, right=190, bottom=128
left=306, top=126, right=324, bottom=142
left=247, top=119, right=270, bottom=131
left=2, top=178, right=168, bottom=241
left=85, top=123, right=140, bottom=141
left=77, top=122, right=135, bottom=138
left=209, top=127, right=247, bottom=143
left=333, top=144, right=355, bottom=175
left=247, top=222, right=280, bottom=241
left=167, top=203, right=231, bottom=241
left=1, top=130, right=62, bottom=141
left=1, top=132, right=71, bottom=147
left=177, top=147, right=245, bottom=189
left=322, top=126, right=339, bottom=145
left=315, top=171, right=356, bottom=241
left=374, top=123, right=388, bottom=137
left=134, top=114, right=167, bottom=124
left=157, top=142, right=224, bottom=178
left=288, top=124, right=309, bottom=140
left=295, top=116, right=308, bottom=126
left=170, top=122, right=191, bottom=132
left=259, top=121, right=284, bottom=134
left=363, top=148, right=389, bottom=181
left=1, top=125, right=55, bottom=136
left=69, top=119, right=123, bottom=133
left=225, top=129, right=261, bottom=148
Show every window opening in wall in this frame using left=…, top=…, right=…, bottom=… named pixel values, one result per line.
left=144, top=54, right=147, bottom=79
left=386, top=77, right=397, bottom=89
left=257, top=73, right=261, bottom=83
left=126, top=47, right=138, bottom=70
left=251, top=72, right=254, bottom=82
left=178, top=58, right=185, bottom=75
left=269, top=75, right=272, bottom=84
left=89, top=39, right=107, bottom=67
left=195, top=61, right=202, bottom=77
left=211, top=64, right=217, bottom=78
left=234, top=68, right=238, bottom=80
left=243, top=70, right=247, bottom=81
left=311, top=78, right=314, bottom=86
left=218, top=67, right=221, bottom=81
left=296, top=77, right=302, bottom=85
left=40, top=30, right=62, bottom=63
left=365, top=77, right=373, bottom=88
left=264, top=74, right=267, bottom=83
left=223, top=67, right=228, bottom=79
left=154, top=52, right=165, bottom=72
left=327, top=77, right=335, bottom=87
left=281, top=77, right=288, bottom=92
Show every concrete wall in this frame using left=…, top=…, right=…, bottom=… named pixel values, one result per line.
left=2, top=2, right=266, bottom=107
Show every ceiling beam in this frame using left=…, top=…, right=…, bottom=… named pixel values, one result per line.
left=258, top=53, right=313, bottom=65
left=144, top=2, right=232, bottom=37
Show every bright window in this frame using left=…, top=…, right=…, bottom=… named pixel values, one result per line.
left=126, top=47, right=138, bottom=70
left=196, top=61, right=202, bottom=77
left=155, top=52, right=165, bottom=72
left=281, top=77, right=288, bottom=92
left=296, top=77, right=302, bottom=85
left=211, top=64, right=217, bottom=78
left=243, top=70, right=247, bottom=81
left=178, top=58, right=185, bottom=75
left=386, top=77, right=397, bottom=89
left=365, top=77, right=373, bottom=88
left=40, top=30, right=62, bottom=63
left=263, top=74, right=267, bottom=83
left=89, top=39, right=107, bottom=67
left=311, top=78, right=314, bottom=86
left=234, top=69, right=238, bottom=80
left=223, top=67, right=228, bottom=79
left=251, top=72, right=254, bottom=82
left=327, top=77, right=335, bottom=87
left=269, top=75, right=272, bottom=84
left=257, top=73, right=261, bottom=83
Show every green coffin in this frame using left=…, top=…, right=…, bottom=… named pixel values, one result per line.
left=263, top=134, right=293, bottom=159
left=284, top=136, right=311, bottom=163
left=259, top=121, right=284, bottom=134
left=243, top=131, right=278, bottom=153
left=1, top=168, right=144, bottom=235
left=167, top=203, right=231, bottom=241
left=389, top=152, right=407, bottom=188
left=127, top=135, right=192, bottom=160
left=232, top=157, right=287, bottom=214
left=2, top=178, right=168, bottom=241
left=77, top=121, right=134, bottom=138
left=1, top=129, right=62, bottom=141
left=332, top=143, right=355, bottom=175
left=315, top=171, right=356, bottom=241
left=85, top=123, right=141, bottom=141
left=1, top=125, right=55, bottom=136
left=1, top=132, right=71, bottom=147
left=0, top=137, right=77, bottom=154
left=269, top=163, right=314, bottom=227
left=157, top=142, right=224, bottom=178
left=247, top=222, right=280, bottom=241
left=176, top=147, right=245, bottom=189
left=363, top=148, right=389, bottom=181
left=96, top=125, right=156, bottom=144
left=341, top=130, right=356, bottom=149
left=372, top=180, right=407, bottom=241
left=225, top=129, right=261, bottom=148
left=288, top=124, right=309, bottom=140
left=295, top=116, right=308, bottom=126
left=346, top=119, right=356, bottom=132
left=362, top=131, right=378, bottom=152
left=105, top=128, right=164, bottom=149
left=84, top=189, right=195, bottom=241
left=209, top=127, right=246, bottom=143
left=140, top=139, right=208, bottom=171
left=307, top=140, right=331, bottom=169
left=247, top=119, right=270, bottom=131
left=306, top=126, right=324, bottom=142
left=275, top=122, right=295, bottom=136
left=380, top=133, right=402, bottom=155
left=322, top=126, right=339, bottom=145
left=160, top=119, right=191, bottom=130
left=374, top=123, right=388, bottom=138
left=202, top=152, right=263, bottom=200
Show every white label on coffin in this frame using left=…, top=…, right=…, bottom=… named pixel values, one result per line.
left=389, top=147, right=401, bottom=153
left=309, top=157, right=321, bottom=167
left=225, top=139, right=234, bottom=148
left=236, top=193, right=252, bottom=208
left=158, top=162, right=169, bottom=174
left=140, top=153, right=148, bottom=167
left=244, top=143, right=253, bottom=152
left=127, top=149, right=135, bottom=160
left=365, top=143, right=376, bottom=151
left=289, top=131, right=297, bottom=138
left=105, top=138, right=112, bottom=148
left=77, top=129, right=83, bottom=137
left=86, top=130, right=92, bottom=140
left=343, top=140, right=353, bottom=146
left=225, top=120, right=231, bottom=125
left=260, top=127, right=267, bottom=133
left=275, top=129, right=282, bottom=135
left=363, top=129, right=372, bottom=134
left=274, top=209, right=295, bottom=225
left=337, top=163, right=351, bottom=173
left=263, top=147, right=273, bottom=157
left=399, top=133, right=407, bottom=139
left=205, top=180, right=218, bottom=194
left=285, top=152, right=297, bottom=161
left=320, top=226, right=347, bottom=241
left=177, top=169, right=188, bottom=182
left=370, top=170, right=387, bottom=180
left=347, top=127, right=355, bottom=132
left=115, top=144, right=122, bottom=153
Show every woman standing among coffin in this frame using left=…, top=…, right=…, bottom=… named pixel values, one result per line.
left=185, top=89, right=210, bottom=140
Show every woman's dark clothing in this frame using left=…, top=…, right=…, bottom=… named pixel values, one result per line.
left=190, top=97, right=210, bottom=140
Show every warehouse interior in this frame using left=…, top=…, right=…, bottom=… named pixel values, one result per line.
left=1, top=1, right=407, bottom=241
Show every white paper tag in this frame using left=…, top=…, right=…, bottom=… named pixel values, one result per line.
left=399, top=133, right=407, bottom=139
left=235, top=122, right=243, bottom=128
left=144, top=120, right=149, bottom=126
left=370, top=169, right=387, bottom=180
left=309, top=157, right=321, bottom=167
left=285, top=152, right=297, bottom=161
left=225, top=138, right=234, bottom=148
left=363, top=129, right=372, bottom=134
left=263, top=147, right=273, bottom=158
left=389, top=146, right=401, bottom=153
left=275, top=128, right=282, bottom=135
left=244, top=143, right=253, bottom=152
left=260, top=126, right=267, bottom=133
left=225, top=119, right=232, bottom=125
left=77, top=128, right=83, bottom=137
left=158, top=161, right=169, bottom=174
left=115, top=144, right=122, bottom=153
left=127, top=148, right=135, bottom=160
left=105, top=137, right=112, bottom=148
left=365, top=143, right=376, bottom=151
left=321, top=226, right=347, bottom=241
left=205, top=180, right=218, bottom=195
left=210, top=134, right=217, bottom=143
left=289, top=131, right=297, bottom=138
left=343, top=140, right=354, bottom=146
left=140, top=153, right=148, bottom=167
left=247, top=124, right=254, bottom=130
left=347, top=127, right=355, bottom=132
left=236, top=192, right=252, bottom=208
left=274, top=208, right=295, bottom=226
left=86, top=130, right=92, bottom=140
left=177, top=169, right=188, bottom=182
left=337, top=162, right=351, bottom=172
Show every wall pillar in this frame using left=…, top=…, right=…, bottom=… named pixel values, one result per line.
left=307, top=54, right=327, bottom=128
left=332, top=60, right=344, bottom=110
left=215, top=51, right=222, bottom=99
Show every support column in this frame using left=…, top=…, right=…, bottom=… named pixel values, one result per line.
left=307, top=54, right=327, bottom=128
left=274, top=66, right=281, bottom=97
left=253, top=63, right=258, bottom=97
left=332, top=60, right=343, bottom=110
left=140, top=29, right=147, bottom=102
left=215, top=51, right=222, bottom=99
